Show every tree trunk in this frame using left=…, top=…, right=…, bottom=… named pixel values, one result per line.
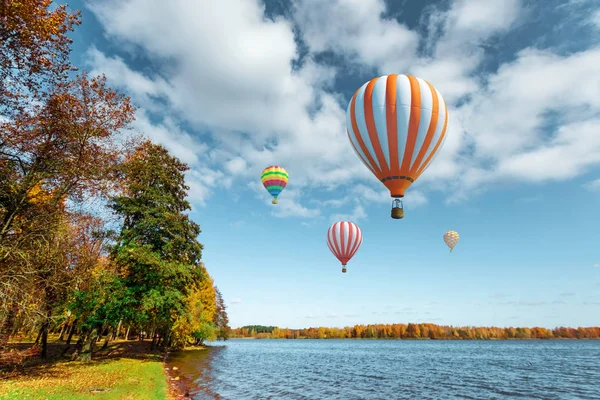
left=34, top=325, right=43, bottom=346
left=76, top=327, right=98, bottom=362
left=125, top=326, right=130, bottom=340
left=58, top=315, right=70, bottom=341
left=0, top=302, right=18, bottom=348
left=101, top=327, right=112, bottom=350
left=70, top=327, right=88, bottom=360
left=61, top=317, right=78, bottom=356
left=150, top=330, right=157, bottom=350
left=113, top=319, right=122, bottom=340
left=40, top=309, right=52, bottom=359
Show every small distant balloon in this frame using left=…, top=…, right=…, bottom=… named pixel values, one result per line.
left=261, top=166, right=288, bottom=204
left=327, top=221, right=363, bottom=273
left=443, top=230, right=459, bottom=252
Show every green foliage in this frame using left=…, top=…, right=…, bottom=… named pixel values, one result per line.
left=108, top=141, right=206, bottom=341
left=193, top=321, right=216, bottom=345
left=239, top=325, right=277, bottom=334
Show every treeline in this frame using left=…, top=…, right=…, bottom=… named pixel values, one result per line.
left=233, top=324, right=600, bottom=340
left=0, top=1, right=229, bottom=364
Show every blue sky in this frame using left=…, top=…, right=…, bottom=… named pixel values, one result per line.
left=62, top=0, right=600, bottom=329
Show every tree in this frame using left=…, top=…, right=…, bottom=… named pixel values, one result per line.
left=193, top=322, right=216, bottom=346
left=0, top=73, right=134, bottom=348
left=1, top=0, right=80, bottom=116
left=109, top=141, right=204, bottom=350
left=214, top=286, right=231, bottom=341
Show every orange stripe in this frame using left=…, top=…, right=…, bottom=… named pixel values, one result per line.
left=386, top=74, right=399, bottom=174
left=416, top=100, right=448, bottom=178
left=363, top=77, right=389, bottom=175
left=399, top=75, right=421, bottom=175
left=409, top=81, right=439, bottom=175
left=350, top=88, right=382, bottom=177
left=347, top=129, right=377, bottom=176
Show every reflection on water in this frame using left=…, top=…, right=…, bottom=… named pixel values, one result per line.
left=167, top=339, right=600, bottom=400
left=167, top=345, right=226, bottom=399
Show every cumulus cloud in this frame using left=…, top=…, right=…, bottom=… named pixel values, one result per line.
left=592, top=9, right=600, bottom=29
left=84, top=0, right=600, bottom=215
left=292, top=0, right=419, bottom=71
left=330, top=204, right=367, bottom=223
left=584, top=179, right=600, bottom=192
left=248, top=181, right=320, bottom=218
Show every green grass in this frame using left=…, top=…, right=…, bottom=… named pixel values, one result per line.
left=0, top=340, right=173, bottom=400
left=0, top=357, right=168, bottom=400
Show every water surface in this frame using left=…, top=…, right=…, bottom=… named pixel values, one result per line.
left=167, top=339, right=600, bottom=399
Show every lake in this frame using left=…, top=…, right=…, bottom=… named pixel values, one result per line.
left=167, top=339, right=600, bottom=399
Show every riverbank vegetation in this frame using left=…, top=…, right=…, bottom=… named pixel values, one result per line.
left=0, top=339, right=170, bottom=399
left=233, top=324, right=600, bottom=340
left=1, top=0, right=230, bottom=379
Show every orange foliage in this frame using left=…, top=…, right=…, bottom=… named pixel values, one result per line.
left=233, top=323, right=600, bottom=340
left=1, top=0, right=81, bottom=109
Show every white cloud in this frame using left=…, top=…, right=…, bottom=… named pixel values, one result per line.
left=248, top=181, right=320, bottom=218
left=292, top=0, right=419, bottom=71
left=592, top=9, right=600, bottom=29
left=584, top=179, right=600, bottom=192
left=594, top=264, right=600, bottom=268
left=85, top=0, right=600, bottom=214
left=452, top=48, right=600, bottom=192
left=330, top=204, right=367, bottom=223
left=86, top=47, right=173, bottom=113
left=230, top=298, right=242, bottom=304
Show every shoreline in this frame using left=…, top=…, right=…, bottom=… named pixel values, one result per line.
left=230, top=337, right=600, bottom=340
left=163, top=345, right=210, bottom=399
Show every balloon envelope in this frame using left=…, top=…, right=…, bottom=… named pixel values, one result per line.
left=261, top=166, right=288, bottom=201
left=327, top=221, right=362, bottom=267
left=346, top=74, right=449, bottom=198
left=443, top=230, right=459, bottom=251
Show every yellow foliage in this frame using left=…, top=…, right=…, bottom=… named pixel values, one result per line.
left=170, top=264, right=217, bottom=347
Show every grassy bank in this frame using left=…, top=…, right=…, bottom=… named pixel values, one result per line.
left=0, top=339, right=182, bottom=400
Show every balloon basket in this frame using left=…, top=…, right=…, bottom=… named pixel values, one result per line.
left=272, top=199, right=278, bottom=204
left=391, top=207, right=404, bottom=219
left=342, top=267, right=347, bottom=273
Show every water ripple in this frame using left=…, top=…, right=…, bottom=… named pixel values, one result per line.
left=167, top=340, right=600, bottom=400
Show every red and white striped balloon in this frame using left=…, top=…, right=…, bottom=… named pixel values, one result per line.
left=326, top=221, right=363, bottom=273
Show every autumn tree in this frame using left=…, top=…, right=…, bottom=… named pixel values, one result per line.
left=232, top=323, right=600, bottom=340
left=0, top=0, right=80, bottom=116
left=109, top=141, right=204, bottom=350
left=0, top=73, right=135, bottom=348
left=214, top=286, right=231, bottom=341
left=170, top=264, right=219, bottom=348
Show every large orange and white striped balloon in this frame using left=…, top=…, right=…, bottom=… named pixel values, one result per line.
left=326, top=221, right=362, bottom=273
left=346, top=74, right=449, bottom=198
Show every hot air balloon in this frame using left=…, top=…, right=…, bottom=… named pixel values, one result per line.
left=326, top=221, right=363, bottom=273
left=261, top=166, right=288, bottom=204
left=346, top=74, right=449, bottom=219
left=443, top=230, right=459, bottom=252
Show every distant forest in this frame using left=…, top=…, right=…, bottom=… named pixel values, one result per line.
left=232, top=324, right=600, bottom=340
